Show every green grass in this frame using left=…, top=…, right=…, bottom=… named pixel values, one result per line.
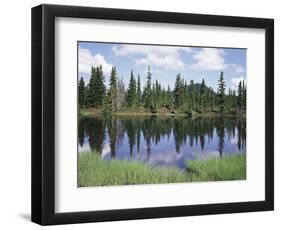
left=79, top=153, right=187, bottom=186
left=186, top=154, right=246, bottom=181
left=79, top=153, right=246, bottom=187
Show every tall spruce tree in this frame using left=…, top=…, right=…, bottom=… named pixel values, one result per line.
left=126, top=70, right=137, bottom=107
left=206, top=87, right=213, bottom=110
left=199, top=78, right=206, bottom=110
left=155, top=80, right=162, bottom=108
left=87, top=66, right=96, bottom=107
left=189, top=80, right=196, bottom=110
left=151, top=83, right=157, bottom=112
left=232, top=90, right=236, bottom=109
left=166, top=85, right=174, bottom=107
left=79, top=77, right=85, bottom=108
left=226, top=88, right=231, bottom=109
left=217, top=72, right=226, bottom=113
left=184, top=80, right=189, bottom=109
left=144, top=66, right=152, bottom=109
left=117, top=77, right=125, bottom=110
left=242, top=80, right=246, bottom=111
left=237, top=80, right=243, bottom=111
left=174, top=74, right=182, bottom=108
left=84, top=85, right=90, bottom=107
left=91, top=65, right=106, bottom=108
left=107, top=66, right=118, bottom=113
left=136, top=74, right=142, bottom=107
left=101, top=92, right=110, bottom=116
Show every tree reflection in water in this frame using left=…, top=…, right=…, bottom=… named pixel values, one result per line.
left=78, top=116, right=246, bottom=168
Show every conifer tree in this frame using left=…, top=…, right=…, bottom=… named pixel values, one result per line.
left=87, top=66, right=96, bottom=107
left=117, top=77, right=125, bottom=110
left=184, top=80, right=189, bottom=109
left=199, top=78, right=206, bottom=110
left=206, top=87, right=212, bottom=110
left=107, top=66, right=118, bottom=113
left=155, top=80, right=162, bottom=107
left=189, top=80, right=196, bottom=110
left=79, top=77, right=85, bottom=108
left=144, top=66, right=152, bottom=109
left=237, top=81, right=243, bottom=110
left=232, top=90, right=236, bottom=109
left=91, top=65, right=106, bottom=107
left=84, top=85, right=90, bottom=107
left=126, top=70, right=137, bottom=107
left=242, top=80, right=246, bottom=111
left=151, top=83, right=157, bottom=112
left=217, top=72, right=226, bottom=113
left=174, top=73, right=183, bottom=109
left=101, top=92, right=110, bottom=116
left=166, top=85, right=174, bottom=107
left=136, top=75, right=142, bottom=107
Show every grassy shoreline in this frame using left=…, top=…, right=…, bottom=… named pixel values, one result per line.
left=79, top=153, right=246, bottom=187
left=80, top=108, right=246, bottom=119
left=186, top=154, right=246, bottom=182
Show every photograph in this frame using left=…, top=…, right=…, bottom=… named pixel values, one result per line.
left=30, top=3, right=274, bottom=225
left=78, top=42, right=247, bottom=187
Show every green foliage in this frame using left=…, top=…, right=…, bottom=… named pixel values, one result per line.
left=86, top=67, right=95, bottom=107
left=136, top=75, right=142, bottom=107
left=107, top=66, right=118, bottom=113
left=79, top=153, right=187, bottom=186
left=78, top=66, right=246, bottom=116
left=143, top=66, right=152, bottom=109
left=186, top=154, right=246, bottom=181
left=101, top=94, right=111, bottom=116
left=151, top=82, right=157, bottom=113
left=126, top=70, right=137, bottom=107
left=87, top=66, right=106, bottom=107
left=79, top=152, right=246, bottom=186
left=78, top=77, right=85, bottom=108
left=242, top=80, right=246, bottom=110
left=199, top=78, right=206, bottom=110
left=166, top=85, right=174, bottom=107
left=189, top=80, right=196, bottom=110
left=237, top=80, right=247, bottom=112
left=173, top=73, right=185, bottom=109
left=117, top=78, right=125, bottom=110
left=217, top=72, right=226, bottom=113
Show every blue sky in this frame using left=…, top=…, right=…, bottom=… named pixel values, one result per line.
left=78, top=42, right=246, bottom=92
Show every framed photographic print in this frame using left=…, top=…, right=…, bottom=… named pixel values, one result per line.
left=31, top=4, right=274, bottom=225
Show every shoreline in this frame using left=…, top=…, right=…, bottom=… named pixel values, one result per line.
left=80, top=108, right=246, bottom=119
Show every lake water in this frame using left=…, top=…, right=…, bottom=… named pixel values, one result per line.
left=78, top=116, right=246, bottom=170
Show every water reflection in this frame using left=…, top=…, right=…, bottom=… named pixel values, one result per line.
left=79, top=116, right=246, bottom=170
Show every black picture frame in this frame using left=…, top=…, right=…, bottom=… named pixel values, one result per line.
left=31, top=4, right=274, bottom=225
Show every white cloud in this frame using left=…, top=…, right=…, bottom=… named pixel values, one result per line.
left=190, top=48, right=228, bottom=71
left=231, top=76, right=246, bottom=88
left=112, top=44, right=192, bottom=70
left=112, top=44, right=192, bottom=56
left=79, top=48, right=113, bottom=76
left=135, top=54, right=185, bottom=70
left=229, top=64, right=245, bottom=74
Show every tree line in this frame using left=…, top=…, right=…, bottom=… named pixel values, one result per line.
left=79, top=65, right=246, bottom=115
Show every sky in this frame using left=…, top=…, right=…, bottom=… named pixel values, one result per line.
left=78, top=41, right=246, bottom=92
